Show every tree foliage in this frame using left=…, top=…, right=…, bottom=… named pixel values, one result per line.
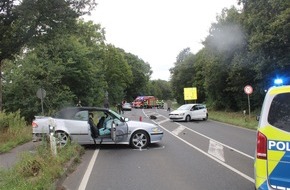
left=170, top=1, right=290, bottom=111
left=0, top=0, right=97, bottom=110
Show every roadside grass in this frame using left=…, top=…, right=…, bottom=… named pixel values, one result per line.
left=208, top=110, right=258, bottom=130
left=0, top=141, right=84, bottom=190
left=0, top=111, right=32, bottom=153
left=0, top=111, right=85, bottom=189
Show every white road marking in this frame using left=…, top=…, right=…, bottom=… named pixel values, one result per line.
left=178, top=122, right=254, bottom=160
left=158, top=124, right=255, bottom=183
left=78, top=149, right=99, bottom=190
left=208, top=139, right=225, bottom=162
left=143, top=110, right=255, bottom=183
left=158, top=118, right=170, bottom=124
left=144, top=109, right=253, bottom=159
left=172, top=125, right=186, bottom=136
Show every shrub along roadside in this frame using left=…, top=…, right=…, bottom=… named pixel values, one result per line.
left=0, top=141, right=84, bottom=190
left=0, top=111, right=32, bottom=153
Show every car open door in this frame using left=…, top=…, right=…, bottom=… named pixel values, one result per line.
left=111, top=121, right=116, bottom=142
left=111, top=118, right=128, bottom=143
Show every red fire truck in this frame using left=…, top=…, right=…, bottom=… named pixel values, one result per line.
left=132, top=96, right=157, bottom=108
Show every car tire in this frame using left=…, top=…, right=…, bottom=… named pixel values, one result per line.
left=185, top=115, right=191, bottom=122
left=130, top=130, right=149, bottom=149
left=55, top=131, right=70, bottom=147
left=203, top=113, right=208, bottom=121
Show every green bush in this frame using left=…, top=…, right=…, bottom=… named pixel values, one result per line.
left=0, top=110, right=31, bottom=153
left=0, top=110, right=27, bottom=132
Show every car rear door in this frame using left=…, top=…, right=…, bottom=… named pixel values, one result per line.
left=197, top=105, right=207, bottom=119
left=190, top=105, right=206, bottom=119
left=266, top=92, right=290, bottom=189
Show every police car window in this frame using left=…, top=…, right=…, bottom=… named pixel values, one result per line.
left=268, top=93, right=290, bottom=132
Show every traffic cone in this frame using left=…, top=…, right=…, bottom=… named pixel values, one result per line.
left=139, top=116, right=142, bottom=121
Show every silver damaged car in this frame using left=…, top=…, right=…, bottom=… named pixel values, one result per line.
left=32, top=107, right=163, bottom=149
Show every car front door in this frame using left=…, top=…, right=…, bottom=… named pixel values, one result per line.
left=190, top=105, right=199, bottom=119
left=111, top=118, right=129, bottom=142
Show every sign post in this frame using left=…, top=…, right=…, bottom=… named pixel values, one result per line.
left=37, top=88, right=46, bottom=115
left=244, top=85, right=253, bottom=119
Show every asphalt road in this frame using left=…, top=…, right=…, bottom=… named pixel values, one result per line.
left=62, top=108, right=256, bottom=190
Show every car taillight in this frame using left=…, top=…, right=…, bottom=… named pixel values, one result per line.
left=32, top=121, right=38, bottom=128
left=256, top=131, right=267, bottom=159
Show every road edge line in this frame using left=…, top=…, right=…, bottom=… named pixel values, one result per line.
left=78, top=149, right=99, bottom=190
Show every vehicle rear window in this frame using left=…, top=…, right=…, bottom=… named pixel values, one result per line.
left=268, top=93, right=290, bottom=132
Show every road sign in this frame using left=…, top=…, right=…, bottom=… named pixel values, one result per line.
left=37, top=88, right=46, bottom=99
left=244, top=85, right=253, bottom=95
left=244, top=85, right=253, bottom=119
left=184, top=87, right=197, bottom=100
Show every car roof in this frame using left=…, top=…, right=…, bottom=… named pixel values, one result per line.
left=54, top=107, right=109, bottom=119
left=182, top=103, right=204, bottom=106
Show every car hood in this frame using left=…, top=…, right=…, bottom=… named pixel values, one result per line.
left=127, top=120, right=156, bottom=129
left=170, top=110, right=187, bottom=114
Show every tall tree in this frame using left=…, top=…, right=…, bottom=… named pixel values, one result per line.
left=102, top=45, right=133, bottom=105
left=240, top=0, right=290, bottom=88
left=3, top=20, right=106, bottom=119
left=149, top=80, right=172, bottom=101
left=0, top=0, right=96, bottom=110
left=170, top=48, right=195, bottom=104
left=120, top=51, right=152, bottom=101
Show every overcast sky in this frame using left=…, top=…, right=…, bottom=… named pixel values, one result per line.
left=84, top=0, right=238, bottom=81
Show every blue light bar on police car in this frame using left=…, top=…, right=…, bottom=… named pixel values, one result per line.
left=274, top=78, right=283, bottom=86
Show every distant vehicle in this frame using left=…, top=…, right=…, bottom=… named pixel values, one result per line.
left=169, top=104, right=208, bottom=122
left=254, top=85, right=290, bottom=190
left=122, top=102, right=132, bottom=111
left=156, top=100, right=164, bottom=109
left=132, top=96, right=157, bottom=108
left=32, top=107, right=163, bottom=149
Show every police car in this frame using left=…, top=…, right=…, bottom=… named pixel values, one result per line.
left=254, top=83, right=290, bottom=190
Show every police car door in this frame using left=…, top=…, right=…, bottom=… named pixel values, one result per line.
left=266, top=91, right=290, bottom=189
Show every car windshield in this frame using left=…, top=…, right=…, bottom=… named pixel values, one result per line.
left=177, top=104, right=192, bottom=111
left=108, top=109, right=129, bottom=121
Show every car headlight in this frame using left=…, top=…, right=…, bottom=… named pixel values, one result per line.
left=151, top=127, right=160, bottom=132
left=179, top=113, right=185, bottom=116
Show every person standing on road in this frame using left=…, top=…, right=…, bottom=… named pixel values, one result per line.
left=117, top=103, right=122, bottom=114
left=166, top=100, right=172, bottom=111
left=76, top=100, right=82, bottom=107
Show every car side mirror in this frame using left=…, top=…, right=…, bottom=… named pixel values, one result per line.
left=256, top=115, right=260, bottom=121
left=120, top=117, right=129, bottom=122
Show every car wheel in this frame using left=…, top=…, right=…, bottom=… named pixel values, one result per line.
left=55, top=131, right=70, bottom=147
left=203, top=113, right=208, bottom=121
left=130, top=130, right=149, bottom=149
left=185, top=115, right=191, bottom=122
